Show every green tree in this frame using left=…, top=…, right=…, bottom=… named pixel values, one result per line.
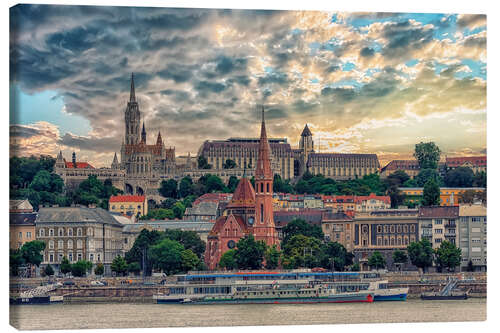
left=20, top=240, right=46, bottom=267
left=163, top=229, right=206, bottom=257
left=392, top=250, right=408, bottom=271
left=111, top=255, right=128, bottom=276
left=71, top=260, right=92, bottom=277
left=150, top=238, right=184, bottom=275
left=178, top=176, right=194, bottom=198
left=223, top=159, right=237, bottom=169
left=407, top=239, right=434, bottom=273
left=444, top=167, right=474, bottom=187
left=435, top=240, right=461, bottom=272
left=159, top=179, right=178, bottom=198
left=422, top=178, right=440, bottom=206
left=265, top=245, right=280, bottom=269
left=467, top=259, right=474, bottom=272
left=219, top=249, right=238, bottom=270
left=197, top=156, right=212, bottom=169
left=94, top=263, right=104, bottom=276
left=474, top=171, right=486, bottom=188
left=60, top=257, right=72, bottom=276
left=322, top=242, right=353, bottom=271
left=235, top=234, right=267, bottom=270
left=125, top=229, right=162, bottom=275
left=402, top=178, right=418, bottom=188
left=282, top=218, right=324, bottom=246
left=227, top=176, right=239, bottom=193
left=282, top=235, right=323, bottom=269
left=350, top=262, right=360, bottom=271
left=273, top=174, right=295, bottom=193
left=205, top=175, right=227, bottom=193
left=368, top=251, right=386, bottom=269
left=415, top=168, right=443, bottom=187
left=10, top=249, right=24, bottom=276
left=386, top=170, right=410, bottom=186
left=181, top=249, right=201, bottom=272
left=458, top=189, right=485, bottom=204
left=127, top=262, right=141, bottom=275
left=44, top=264, right=54, bottom=276
left=414, top=142, right=441, bottom=169
left=387, top=185, right=406, bottom=208
left=172, top=201, right=186, bottom=219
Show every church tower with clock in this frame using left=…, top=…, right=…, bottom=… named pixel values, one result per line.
left=204, top=107, right=279, bottom=269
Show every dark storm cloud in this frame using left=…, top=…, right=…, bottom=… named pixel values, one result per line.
left=10, top=124, right=46, bottom=138
left=382, top=20, right=434, bottom=58
left=360, top=47, right=375, bottom=57
left=215, top=56, right=248, bottom=75
left=258, top=72, right=289, bottom=86
left=59, top=133, right=120, bottom=152
left=157, top=64, right=195, bottom=83
left=464, top=36, right=486, bottom=48
left=194, top=81, right=228, bottom=95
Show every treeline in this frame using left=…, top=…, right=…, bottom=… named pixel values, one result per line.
left=10, top=156, right=122, bottom=210
left=124, top=229, right=206, bottom=275
left=219, top=219, right=356, bottom=271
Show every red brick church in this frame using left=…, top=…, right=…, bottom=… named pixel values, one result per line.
left=204, top=108, right=280, bottom=269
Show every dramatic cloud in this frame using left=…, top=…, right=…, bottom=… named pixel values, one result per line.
left=9, top=5, right=487, bottom=167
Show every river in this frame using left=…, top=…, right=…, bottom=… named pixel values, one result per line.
left=10, top=299, right=486, bottom=330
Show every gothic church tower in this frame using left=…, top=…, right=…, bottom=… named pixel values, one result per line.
left=253, top=107, right=279, bottom=248
left=124, top=73, right=141, bottom=145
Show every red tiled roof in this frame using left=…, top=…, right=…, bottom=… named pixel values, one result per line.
left=227, top=178, right=255, bottom=208
left=109, top=195, right=145, bottom=203
left=355, top=193, right=391, bottom=205
left=446, top=156, right=486, bottom=167
left=65, top=161, right=95, bottom=169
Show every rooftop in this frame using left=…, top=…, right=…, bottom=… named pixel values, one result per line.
left=109, top=195, right=146, bottom=203
left=36, top=207, right=123, bottom=226
left=10, top=212, right=37, bottom=226
left=418, top=206, right=460, bottom=218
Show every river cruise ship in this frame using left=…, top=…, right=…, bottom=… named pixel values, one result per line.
left=153, top=270, right=407, bottom=304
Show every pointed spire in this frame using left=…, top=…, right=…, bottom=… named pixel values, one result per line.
left=113, top=152, right=118, bottom=163
left=129, top=73, right=136, bottom=102
left=156, top=131, right=163, bottom=146
left=57, top=150, right=63, bottom=161
left=141, top=122, right=146, bottom=143
left=256, top=106, right=272, bottom=179
left=301, top=123, right=312, bottom=137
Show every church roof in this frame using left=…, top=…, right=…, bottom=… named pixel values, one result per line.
left=208, top=214, right=249, bottom=237
left=227, top=178, right=255, bottom=208
left=301, top=124, right=312, bottom=137
left=65, top=161, right=95, bottom=169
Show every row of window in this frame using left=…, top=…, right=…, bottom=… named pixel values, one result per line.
left=376, top=235, right=415, bottom=246
left=376, top=224, right=415, bottom=234
left=39, top=227, right=90, bottom=237
left=48, top=239, right=84, bottom=250
left=17, top=231, right=32, bottom=239
left=111, top=205, right=142, bottom=210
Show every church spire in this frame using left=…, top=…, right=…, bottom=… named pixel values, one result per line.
left=130, top=73, right=136, bottom=102
left=156, top=131, right=163, bottom=146
left=141, top=122, right=146, bottom=143
left=255, top=106, right=272, bottom=179
left=112, top=152, right=119, bottom=169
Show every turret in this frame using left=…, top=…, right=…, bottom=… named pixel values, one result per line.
left=156, top=131, right=163, bottom=146
left=124, top=73, right=141, bottom=145
left=55, top=150, right=65, bottom=169
left=111, top=152, right=119, bottom=169
left=141, top=122, right=146, bottom=144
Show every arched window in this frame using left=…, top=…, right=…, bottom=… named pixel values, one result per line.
left=39, top=229, right=45, bottom=237
left=58, top=240, right=64, bottom=249
left=77, top=239, right=83, bottom=249
left=68, top=240, right=73, bottom=249
left=260, top=183, right=263, bottom=193
left=58, top=228, right=64, bottom=237
left=68, top=228, right=73, bottom=237
left=87, top=228, right=93, bottom=236
left=260, top=204, right=264, bottom=223
left=49, top=229, right=54, bottom=236
left=49, top=240, right=54, bottom=249
left=77, top=228, right=82, bottom=236
left=266, top=183, right=269, bottom=193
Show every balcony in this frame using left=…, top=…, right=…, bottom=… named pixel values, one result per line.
left=445, top=223, right=456, bottom=228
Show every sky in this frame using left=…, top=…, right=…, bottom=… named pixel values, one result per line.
left=9, top=5, right=486, bottom=168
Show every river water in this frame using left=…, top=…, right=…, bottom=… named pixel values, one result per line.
left=10, top=299, right=486, bottom=330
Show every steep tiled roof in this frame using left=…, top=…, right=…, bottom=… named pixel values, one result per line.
left=65, top=161, right=95, bottom=169
left=208, top=214, right=249, bottom=237
left=9, top=199, right=33, bottom=212
left=36, top=207, right=122, bottom=226
left=301, top=124, right=312, bottom=137
left=109, top=195, right=145, bottom=203
left=321, top=211, right=353, bottom=221
left=355, top=193, right=391, bottom=205
left=446, top=156, right=486, bottom=167
left=418, top=206, right=459, bottom=218
left=184, top=202, right=218, bottom=217
left=227, top=178, right=255, bottom=208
